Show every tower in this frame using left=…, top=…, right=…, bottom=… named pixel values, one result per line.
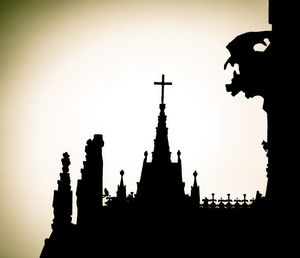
left=76, top=134, right=104, bottom=226
left=136, top=75, right=186, bottom=207
left=52, top=152, right=72, bottom=230
left=40, top=153, right=74, bottom=258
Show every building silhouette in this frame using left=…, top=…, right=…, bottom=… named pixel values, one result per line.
left=41, top=1, right=296, bottom=256
left=40, top=75, right=263, bottom=258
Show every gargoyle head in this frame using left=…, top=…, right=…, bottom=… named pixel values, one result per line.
left=224, top=31, right=272, bottom=99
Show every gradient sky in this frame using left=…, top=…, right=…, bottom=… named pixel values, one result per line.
left=0, top=1, right=270, bottom=257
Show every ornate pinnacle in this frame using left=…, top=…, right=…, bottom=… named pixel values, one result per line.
left=61, top=152, right=70, bottom=174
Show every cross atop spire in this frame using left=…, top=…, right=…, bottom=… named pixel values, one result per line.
left=154, top=74, right=172, bottom=104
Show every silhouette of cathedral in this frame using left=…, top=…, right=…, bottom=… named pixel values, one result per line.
left=40, top=75, right=262, bottom=258
left=41, top=1, right=296, bottom=257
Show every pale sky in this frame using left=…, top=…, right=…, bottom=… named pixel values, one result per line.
left=0, top=1, right=270, bottom=257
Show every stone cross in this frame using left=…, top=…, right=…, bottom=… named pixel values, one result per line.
left=154, top=74, right=172, bottom=104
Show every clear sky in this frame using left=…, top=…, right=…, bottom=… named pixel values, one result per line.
left=0, top=0, right=270, bottom=257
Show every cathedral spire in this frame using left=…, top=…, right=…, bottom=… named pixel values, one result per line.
left=136, top=75, right=186, bottom=207
left=152, top=74, right=172, bottom=163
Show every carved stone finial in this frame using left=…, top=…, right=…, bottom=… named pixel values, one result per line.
left=61, top=152, right=70, bottom=173
left=211, top=193, right=215, bottom=202
left=177, top=150, right=181, bottom=157
left=193, top=170, right=197, bottom=178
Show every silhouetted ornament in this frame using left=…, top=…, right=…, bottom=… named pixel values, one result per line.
left=242, top=194, right=248, bottom=209
left=218, top=198, right=225, bottom=209
left=210, top=193, right=216, bottom=209
left=226, top=194, right=233, bottom=209
left=154, top=74, right=172, bottom=104
left=62, top=152, right=70, bottom=174
left=234, top=198, right=241, bottom=209
left=202, top=197, right=209, bottom=209
left=193, top=171, right=197, bottom=178
left=177, top=150, right=181, bottom=157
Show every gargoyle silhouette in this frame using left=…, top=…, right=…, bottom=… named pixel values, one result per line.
left=224, top=31, right=272, bottom=110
